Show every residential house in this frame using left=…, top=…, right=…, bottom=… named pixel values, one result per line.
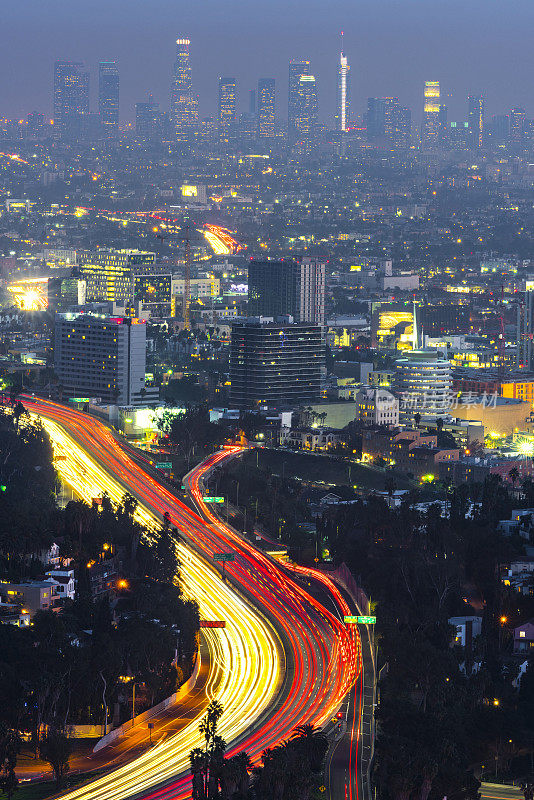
left=514, top=619, right=534, bottom=652
left=449, top=615, right=483, bottom=647
left=45, top=568, right=76, bottom=603
left=0, top=580, right=57, bottom=617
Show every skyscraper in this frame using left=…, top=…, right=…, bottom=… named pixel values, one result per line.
left=248, top=258, right=325, bottom=325
left=490, top=114, right=510, bottom=143
left=467, top=95, right=484, bottom=149
left=257, top=78, right=275, bottom=138
left=335, top=34, right=351, bottom=131
left=396, top=106, right=412, bottom=149
left=366, top=97, right=410, bottom=147
left=98, top=62, right=119, bottom=132
left=54, top=314, right=156, bottom=406
left=291, top=75, right=318, bottom=148
left=230, top=319, right=324, bottom=407
left=170, top=38, right=198, bottom=140
left=366, top=98, right=386, bottom=141
left=218, top=77, right=237, bottom=142
left=421, top=80, right=441, bottom=147
left=135, top=96, right=160, bottom=140
left=53, top=61, right=90, bottom=134
left=288, top=59, right=310, bottom=141
left=510, top=107, right=527, bottom=144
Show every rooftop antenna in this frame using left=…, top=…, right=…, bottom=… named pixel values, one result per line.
left=412, top=300, right=419, bottom=349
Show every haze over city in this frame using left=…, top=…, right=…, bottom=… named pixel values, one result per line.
left=3, top=0, right=534, bottom=121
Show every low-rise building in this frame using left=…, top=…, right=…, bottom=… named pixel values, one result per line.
left=452, top=396, right=531, bottom=436
left=452, top=455, right=534, bottom=485
left=280, top=427, right=345, bottom=451
left=355, top=387, right=400, bottom=427
left=514, top=619, right=534, bottom=652
left=449, top=615, right=483, bottom=647
left=45, top=568, right=76, bottom=602
left=0, top=580, right=57, bottom=616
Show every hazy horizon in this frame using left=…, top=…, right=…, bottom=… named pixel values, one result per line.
left=3, top=0, right=534, bottom=124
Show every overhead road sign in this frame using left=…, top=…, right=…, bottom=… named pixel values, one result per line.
left=213, top=552, right=235, bottom=563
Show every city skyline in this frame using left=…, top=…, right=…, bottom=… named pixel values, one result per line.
left=3, top=0, right=534, bottom=123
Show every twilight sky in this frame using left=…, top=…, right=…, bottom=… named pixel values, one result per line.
left=2, top=0, right=534, bottom=125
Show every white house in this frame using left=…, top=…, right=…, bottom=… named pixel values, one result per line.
left=45, top=568, right=76, bottom=602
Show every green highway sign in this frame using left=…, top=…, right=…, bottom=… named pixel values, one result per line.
left=156, top=462, right=172, bottom=469
left=204, top=496, right=224, bottom=503
left=213, top=552, right=235, bottom=563
left=344, top=615, right=376, bottom=625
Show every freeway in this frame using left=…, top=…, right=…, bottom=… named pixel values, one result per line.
left=23, top=397, right=361, bottom=800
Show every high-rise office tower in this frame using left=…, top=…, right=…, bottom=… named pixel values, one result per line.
left=135, top=96, right=161, bottom=139
left=248, top=258, right=325, bottom=325
left=510, top=107, right=527, bottom=144
left=218, top=77, right=237, bottom=142
left=78, top=249, right=156, bottom=304
left=396, top=106, right=412, bottom=149
left=490, top=114, right=510, bottom=144
left=98, top=62, right=119, bottom=132
left=421, top=80, right=441, bottom=147
left=230, top=319, right=325, bottom=407
left=257, top=78, right=275, bottom=138
left=170, top=38, right=198, bottom=140
left=467, top=95, right=484, bottom=149
left=288, top=59, right=310, bottom=141
left=291, top=74, right=319, bottom=148
left=53, top=61, right=90, bottom=134
left=366, top=98, right=386, bottom=141
left=54, top=314, right=157, bottom=406
left=366, top=97, right=410, bottom=147
left=335, top=34, right=351, bottom=131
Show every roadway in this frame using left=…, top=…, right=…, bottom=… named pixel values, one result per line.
left=17, top=640, right=213, bottom=783
left=23, top=397, right=361, bottom=800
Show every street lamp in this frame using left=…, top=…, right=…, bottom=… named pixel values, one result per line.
left=119, top=675, right=137, bottom=725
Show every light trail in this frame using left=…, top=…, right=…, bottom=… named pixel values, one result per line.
left=23, top=399, right=361, bottom=800
left=202, top=224, right=246, bottom=255
left=31, top=414, right=281, bottom=800
left=0, top=152, right=29, bottom=165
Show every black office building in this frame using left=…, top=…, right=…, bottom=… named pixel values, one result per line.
left=248, top=259, right=325, bottom=325
left=99, top=62, right=119, bottom=131
left=230, top=319, right=324, bottom=407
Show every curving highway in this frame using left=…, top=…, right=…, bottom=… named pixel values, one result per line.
left=23, top=398, right=361, bottom=800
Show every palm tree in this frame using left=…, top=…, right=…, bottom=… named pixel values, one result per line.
left=12, top=400, right=27, bottom=431
left=220, top=752, right=251, bottom=799
left=509, top=466, right=519, bottom=488
left=290, top=723, right=328, bottom=768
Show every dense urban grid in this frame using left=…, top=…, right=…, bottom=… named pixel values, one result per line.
left=1, top=26, right=534, bottom=800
